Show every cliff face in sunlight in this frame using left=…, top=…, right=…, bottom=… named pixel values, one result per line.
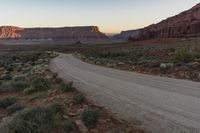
left=139, top=3, right=200, bottom=39
left=114, top=3, right=200, bottom=40
left=0, top=26, right=107, bottom=42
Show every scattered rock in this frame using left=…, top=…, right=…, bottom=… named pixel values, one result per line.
left=166, top=63, right=174, bottom=68
left=191, top=62, right=200, bottom=70
left=89, top=57, right=94, bottom=60
left=68, top=112, right=77, bottom=117
left=63, top=115, right=69, bottom=119
left=160, top=63, right=167, bottom=70
left=131, top=65, right=135, bottom=70
left=0, top=67, right=4, bottom=71
left=149, top=60, right=160, bottom=68
left=75, top=120, right=88, bottom=133
left=106, top=63, right=113, bottom=68
left=95, top=61, right=101, bottom=65
left=194, top=58, right=200, bottom=62
left=90, top=129, right=98, bottom=133
left=118, top=62, right=125, bottom=65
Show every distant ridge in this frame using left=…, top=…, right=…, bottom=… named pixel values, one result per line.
left=114, top=3, right=200, bottom=40
left=0, top=26, right=107, bottom=43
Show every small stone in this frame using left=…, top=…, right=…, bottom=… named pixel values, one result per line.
left=0, top=67, right=4, bottom=71
left=68, top=112, right=76, bottom=117
left=194, top=58, right=200, bottom=62
left=112, top=64, right=117, bottom=67
left=63, top=115, right=69, bottom=119
left=106, top=63, right=113, bottom=68
left=89, top=57, right=94, bottom=60
left=96, top=61, right=101, bottom=65
left=75, top=120, right=88, bottom=133
left=118, top=62, right=125, bottom=65
left=166, top=63, right=174, bottom=67
left=90, top=129, right=98, bottom=133
left=197, top=73, right=200, bottom=81
left=191, top=62, right=200, bottom=70
left=131, top=65, right=135, bottom=70
left=98, top=119, right=107, bottom=124
left=150, top=60, right=160, bottom=68
left=160, top=63, right=167, bottom=69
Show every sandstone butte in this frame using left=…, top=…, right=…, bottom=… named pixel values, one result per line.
left=115, top=3, right=200, bottom=40
left=0, top=26, right=107, bottom=42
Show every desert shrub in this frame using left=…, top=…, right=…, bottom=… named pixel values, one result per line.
left=0, top=96, right=17, bottom=109
left=0, top=81, right=29, bottom=92
left=0, top=103, right=64, bottom=133
left=19, top=52, right=43, bottom=62
left=28, top=95, right=48, bottom=102
left=173, top=49, right=195, bottom=63
left=52, top=73, right=58, bottom=79
left=2, top=74, right=12, bottom=81
left=62, top=120, right=76, bottom=133
left=0, top=82, right=14, bottom=92
left=72, top=94, right=85, bottom=105
left=12, top=81, right=29, bottom=91
left=55, top=77, right=63, bottom=83
left=6, top=66, right=14, bottom=72
left=6, top=103, right=24, bottom=115
left=23, top=76, right=50, bottom=95
left=30, top=76, right=50, bottom=90
left=23, top=87, right=36, bottom=95
left=59, top=82, right=74, bottom=92
left=30, top=64, right=49, bottom=74
left=13, top=75, right=26, bottom=82
left=81, top=109, right=100, bottom=128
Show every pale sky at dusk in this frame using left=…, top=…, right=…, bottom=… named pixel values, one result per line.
left=0, top=0, right=199, bottom=33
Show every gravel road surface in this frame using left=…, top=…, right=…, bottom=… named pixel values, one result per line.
left=50, top=54, right=200, bottom=133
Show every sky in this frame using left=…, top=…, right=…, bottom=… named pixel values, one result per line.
left=0, top=0, right=199, bottom=33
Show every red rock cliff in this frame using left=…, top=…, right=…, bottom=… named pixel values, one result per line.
left=139, top=3, right=200, bottom=39
left=0, top=26, right=107, bottom=41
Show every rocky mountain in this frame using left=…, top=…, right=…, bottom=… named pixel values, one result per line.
left=113, top=30, right=141, bottom=40
left=0, top=26, right=107, bottom=43
left=115, top=3, right=200, bottom=40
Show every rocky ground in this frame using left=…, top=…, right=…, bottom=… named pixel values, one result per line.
left=78, top=38, right=200, bottom=82
left=0, top=52, right=144, bottom=133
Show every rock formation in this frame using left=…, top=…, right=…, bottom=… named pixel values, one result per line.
left=113, top=30, right=141, bottom=40
left=139, top=3, right=200, bottom=39
left=0, top=26, right=107, bottom=43
left=115, top=3, right=200, bottom=40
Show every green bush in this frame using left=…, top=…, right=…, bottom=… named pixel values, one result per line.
left=30, top=76, right=49, bottom=90
left=72, top=94, right=85, bottom=105
left=0, top=81, right=29, bottom=92
left=0, top=96, right=17, bottom=109
left=23, top=87, right=36, bottom=95
left=55, top=77, right=63, bottom=83
left=81, top=109, right=100, bottom=128
left=2, top=74, right=12, bottom=81
left=24, top=76, right=50, bottom=95
left=28, top=95, right=48, bottom=102
left=12, top=81, right=30, bottom=91
left=62, top=120, right=76, bottom=133
left=52, top=73, right=58, bottom=79
left=0, top=82, right=14, bottom=92
left=59, top=82, right=74, bottom=92
left=0, top=103, right=64, bottom=133
left=13, top=75, right=26, bottom=82
left=6, top=103, right=24, bottom=115
left=173, top=49, right=195, bottom=63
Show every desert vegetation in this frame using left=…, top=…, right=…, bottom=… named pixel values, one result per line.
left=0, top=52, right=141, bottom=133
left=77, top=38, right=200, bottom=82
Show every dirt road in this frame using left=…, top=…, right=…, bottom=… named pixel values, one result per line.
left=50, top=54, right=200, bottom=133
